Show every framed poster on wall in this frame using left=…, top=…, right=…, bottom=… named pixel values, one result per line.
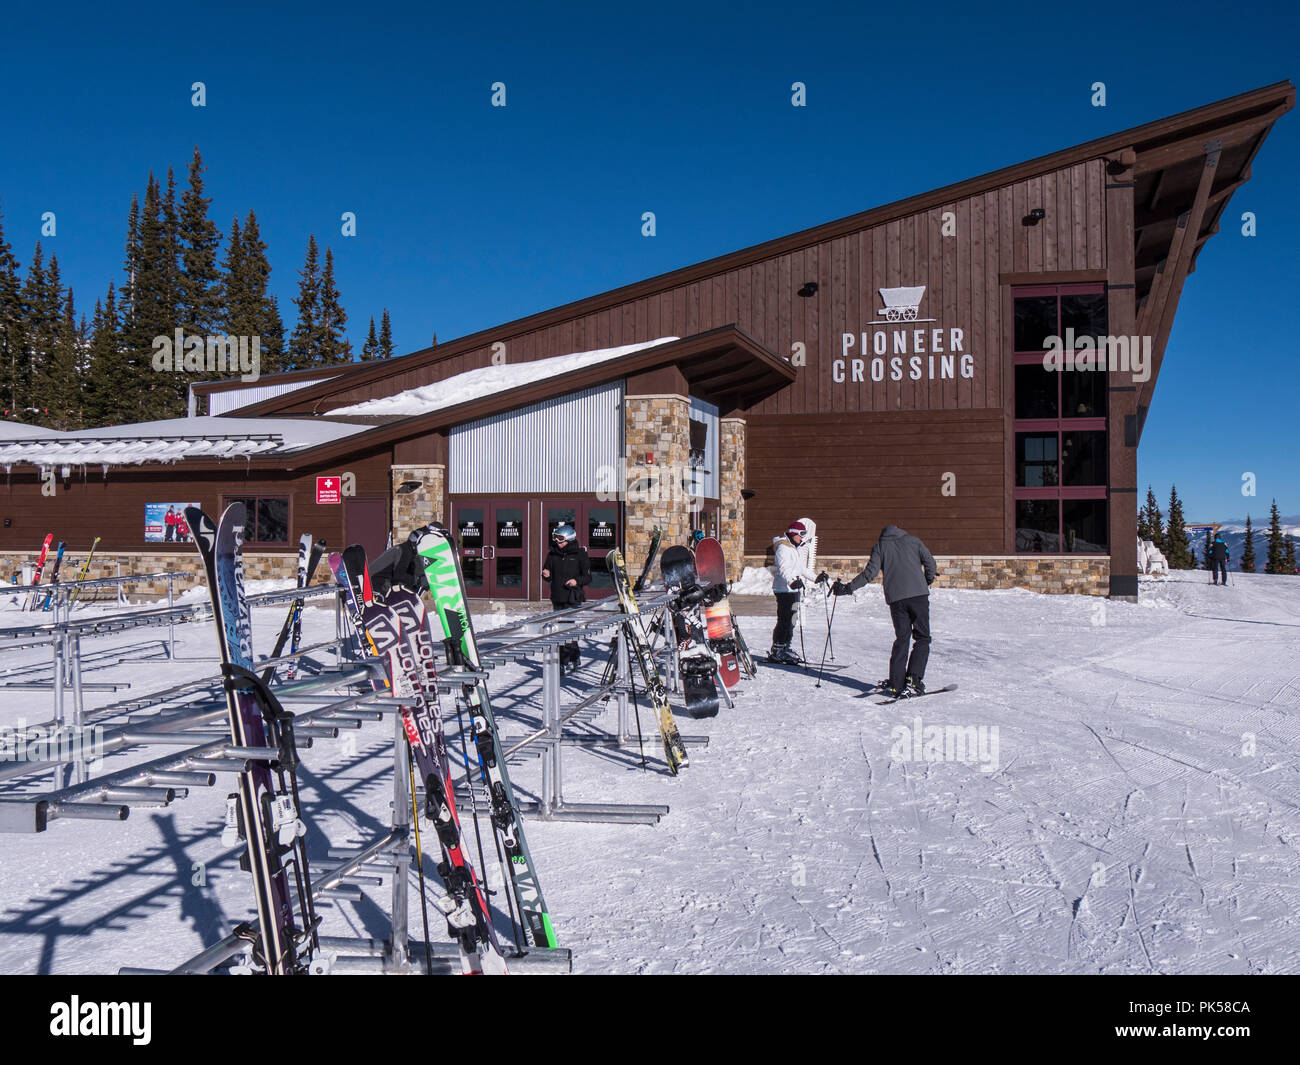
left=145, top=503, right=200, bottom=543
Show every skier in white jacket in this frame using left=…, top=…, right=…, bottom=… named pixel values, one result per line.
left=770, top=519, right=825, bottom=663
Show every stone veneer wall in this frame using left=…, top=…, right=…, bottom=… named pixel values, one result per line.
left=0, top=551, right=330, bottom=601
left=391, top=464, right=446, bottom=542
left=718, top=417, right=746, bottom=579
left=623, top=395, right=692, bottom=568
left=741, top=554, right=1112, bottom=596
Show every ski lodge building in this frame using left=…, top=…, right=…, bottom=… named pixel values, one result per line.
left=0, top=84, right=1292, bottom=600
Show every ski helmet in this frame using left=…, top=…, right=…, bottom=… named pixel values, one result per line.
left=553, top=524, right=576, bottom=543
left=787, top=520, right=807, bottom=539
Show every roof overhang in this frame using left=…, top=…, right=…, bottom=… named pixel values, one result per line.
left=286, top=326, right=794, bottom=467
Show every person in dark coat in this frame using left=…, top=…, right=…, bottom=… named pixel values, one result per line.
left=542, top=524, right=590, bottom=673
left=831, top=525, right=937, bottom=697
left=1210, top=532, right=1230, bottom=585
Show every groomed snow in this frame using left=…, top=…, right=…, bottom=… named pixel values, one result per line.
left=2, top=572, right=1299, bottom=974
left=332, top=338, right=681, bottom=417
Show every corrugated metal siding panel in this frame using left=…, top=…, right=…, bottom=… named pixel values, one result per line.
left=450, top=382, right=623, bottom=493
left=209, top=378, right=336, bottom=416
left=689, top=398, right=719, bottom=500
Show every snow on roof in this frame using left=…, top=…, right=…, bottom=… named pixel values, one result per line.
left=0, top=416, right=372, bottom=470
left=0, top=421, right=60, bottom=440
left=332, top=337, right=681, bottom=418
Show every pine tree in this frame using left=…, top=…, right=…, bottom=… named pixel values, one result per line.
left=1164, top=485, right=1194, bottom=569
left=0, top=203, right=23, bottom=417
left=119, top=193, right=140, bottom=334
left=1241, top=515, right=1256, bottom=573
left=18, top=242, right=56, bottom=419
left=289, top=235, right=323, bottom=368
left=1139, top=487, right=1164, bottom=552
left=1202, top=527, right=1213, bottom=570
left=177, top=147, right=222, bottom=341
left=224, top=211, right=286, bottom=375
left=84, top=284, right=125, bottom=425
left=379, top=308, right=394, bottom=359
left=318, top=247, right=350, bottom=364
left=121, top=173, right=183, bottom=421
left=1285, top=535, right=1296, bottom=576
left=1266, top=500, right=1285, bottom=574
left=360, top=316, right=378, bottom=360
left=38, top=284, right=82, bottom=429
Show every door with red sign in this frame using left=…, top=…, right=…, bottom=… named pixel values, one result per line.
left=451, top=500, right=528, bottom=599
left=544, top=501, right=617, bottom=599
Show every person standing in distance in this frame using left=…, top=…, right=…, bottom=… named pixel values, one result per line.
left=1210, top=531, right=1230, bottom=585
left=542, top=524, right=591, bottom=673
left=770, top=520, right=824, bottom=664
left=831, top=525, right=937, bottom=697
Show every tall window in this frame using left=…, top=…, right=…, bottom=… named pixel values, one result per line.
left=222, top=495, right=291, bottom=545
left=1012, top=283, right=1108, bottom=553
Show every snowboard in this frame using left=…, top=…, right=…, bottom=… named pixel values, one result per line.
left=694, top=537, right=744, bottom=685
left=660, top=544, right=697, bottom=591
left=872, top=683, right=958, bottom=705
left=659, top=546, right=720, bottom=716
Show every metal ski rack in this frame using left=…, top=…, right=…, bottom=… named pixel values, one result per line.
left=456, top=596, right=711, bottom=825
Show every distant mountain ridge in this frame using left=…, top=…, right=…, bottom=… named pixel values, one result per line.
left=1184, top=516, right=1300, bottom=570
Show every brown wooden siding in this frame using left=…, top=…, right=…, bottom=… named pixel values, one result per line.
left=744, top=410, right=1006, bottom=558
left=0, top=447, right=393, bottom=554
left=266, top=162, right=1106, bottom=423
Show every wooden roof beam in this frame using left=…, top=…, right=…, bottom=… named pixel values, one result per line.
left=1134, top=106, right=1286, bottom=173
left=1137, top=143, right=1220, bottom=412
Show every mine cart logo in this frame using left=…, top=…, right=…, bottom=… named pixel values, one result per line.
left=871, top=286, right=936, bottom=325
left=836, top=281, right=975, bottom=386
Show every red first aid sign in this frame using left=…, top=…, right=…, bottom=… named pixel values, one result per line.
left=316, top=476, right=342, bottom=504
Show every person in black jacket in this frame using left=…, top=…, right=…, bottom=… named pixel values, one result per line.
left=1210, top=532, right=1230, bottom=585
left=542, top=524, right=591, bottom=673
left=831, top=525, right=937, bottom=698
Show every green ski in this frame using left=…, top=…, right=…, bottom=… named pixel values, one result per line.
left=413, top=524, right=559, bottom=951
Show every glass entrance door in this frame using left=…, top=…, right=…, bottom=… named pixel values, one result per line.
left=452, top=500, right=529, bottom=599
left=544, top=501, right=617, bottom=599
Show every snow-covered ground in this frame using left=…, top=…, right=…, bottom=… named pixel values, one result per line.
left=1, top=572, right=1298, bottom=974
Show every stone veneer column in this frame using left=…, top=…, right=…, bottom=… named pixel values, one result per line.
left=391, top=464, right=446, bottom=542
left=623, top=395, right=692, bottom=567
left=719, top=417, right=746, bottom=579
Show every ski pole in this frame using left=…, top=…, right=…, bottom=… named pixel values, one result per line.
left=815, top=592, right=838, bottom=688
left=407, top=744, right=434, bottom=975
left=820, top=579, right=835, bottom=661
left=797, top=589, right=807, bottom=666
left=625, top=625, right=647, bottom=770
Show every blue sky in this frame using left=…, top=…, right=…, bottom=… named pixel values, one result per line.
left=1, top=1, right=1296, bottom=520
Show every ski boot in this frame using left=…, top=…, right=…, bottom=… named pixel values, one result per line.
left=905, top=674, right=926, bottom=696
left=878, top=678, right=908, bottom=699
left=768, top=642, right=801, bottom=665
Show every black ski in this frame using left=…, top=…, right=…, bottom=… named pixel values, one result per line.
left=187, top=504, right=315, bottom=974
left=632, top=527, right=663, bottom=594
